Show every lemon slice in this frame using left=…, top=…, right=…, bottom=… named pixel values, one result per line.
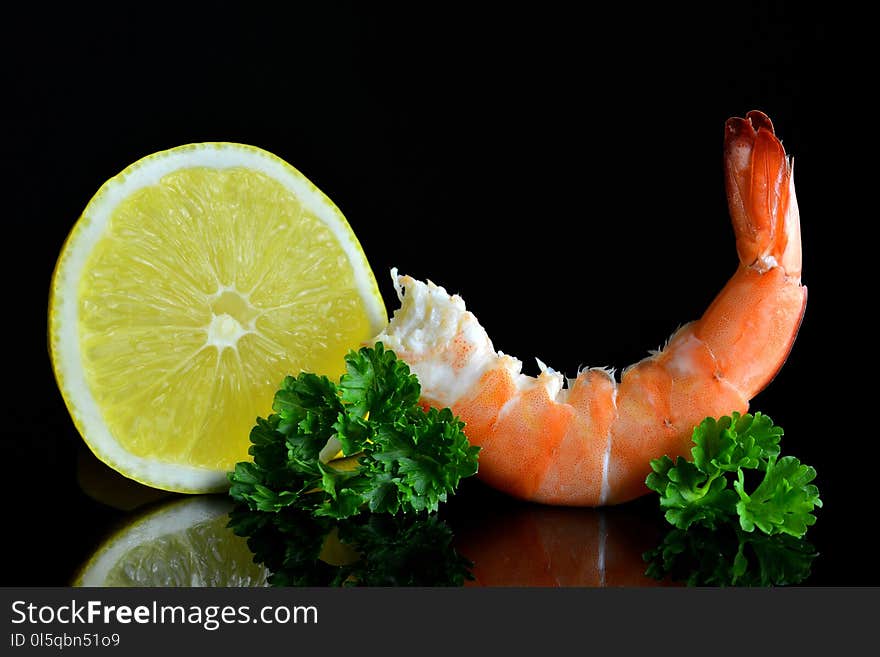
left=74, top=496, right=268, bottom=586
left=50, top=143, right=387, bottom=493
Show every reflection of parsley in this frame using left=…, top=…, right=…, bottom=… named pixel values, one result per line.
left=646, top=413, right=821, bottom=537
left=644, top=524, right=818, bottom=586
left=337, top=514, right=473, bottom=586
left=228, top=343, right=480, bottom=519
left=228, top=505, right=473, bottom=587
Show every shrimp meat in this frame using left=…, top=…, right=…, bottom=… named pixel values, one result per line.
left=372, top=111, right=806, bottom=506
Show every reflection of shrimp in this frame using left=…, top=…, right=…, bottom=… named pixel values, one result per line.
left=373, top=111, right=806, bottom=506
left=455, top=504, right=666, bottom=586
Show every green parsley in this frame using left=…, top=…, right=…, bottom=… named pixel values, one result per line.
left=645, top=412, right=821, bottom=538
left=228, top=342, right=480, bottom=518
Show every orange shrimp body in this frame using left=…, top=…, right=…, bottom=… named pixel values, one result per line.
left=373, top=111, right=806, bottom=506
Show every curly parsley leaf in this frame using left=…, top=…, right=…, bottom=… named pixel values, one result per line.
left=228, top=342, right=480, bottom=519
left=338, top=342, right=421, bottom=424
left=646, top=412, right=821, bottom=538
left=691, top=412, right=781, bottom=475
left=647, top=454, right=738, bottom=530
left=735, top=455, right=822, bottom=537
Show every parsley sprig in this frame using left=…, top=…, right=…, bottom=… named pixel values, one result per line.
left=228, top=343, right=480, bottom=518
left=646, top=412, right=821, bottom=538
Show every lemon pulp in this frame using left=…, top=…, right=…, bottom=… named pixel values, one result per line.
left=50, top=143, right=387, bottom=493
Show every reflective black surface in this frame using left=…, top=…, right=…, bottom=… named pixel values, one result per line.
left=54, top=449, right=819, bottom=587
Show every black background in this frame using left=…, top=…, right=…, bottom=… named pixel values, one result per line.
left=2, top=3, right=870, bottom=585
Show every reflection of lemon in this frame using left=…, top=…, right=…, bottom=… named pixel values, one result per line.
left=74, top=496, right=267, bottom=587
left=318, top=527, right=361, bottom=566
left=49, top=143, right=387, bottom=493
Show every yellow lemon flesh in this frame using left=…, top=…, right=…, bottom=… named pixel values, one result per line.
left=74, top=496, right=267, bottom=587
left=50, top=143, right=387, bottom=493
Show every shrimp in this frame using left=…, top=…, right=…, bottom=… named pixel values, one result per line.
left=372, top=110, right=806, bottom=506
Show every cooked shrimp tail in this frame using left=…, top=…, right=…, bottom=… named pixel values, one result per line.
left=373, top=110, right=807, bottom=507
